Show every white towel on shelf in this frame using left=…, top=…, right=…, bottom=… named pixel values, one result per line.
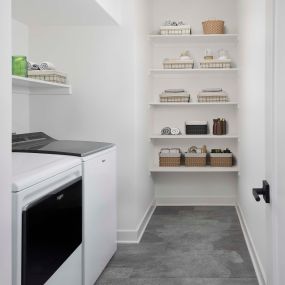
left=39, top=62, right=56, bottom=70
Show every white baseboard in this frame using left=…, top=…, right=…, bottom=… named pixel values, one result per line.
left=156, top=196, right=236, bottom=206
left=117, top=200, right=156, bottom=244
left=236, top=203, right=266, bottom=285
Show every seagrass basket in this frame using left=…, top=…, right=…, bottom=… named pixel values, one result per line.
left=202, top=20, right=224, bottom=34
left=209, top=153, right=233, bottom=167
left=185, top=153, right=207, bottom=167
left=159, top=148, right=181, bottom=167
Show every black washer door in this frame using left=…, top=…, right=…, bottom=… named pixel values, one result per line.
left=22, top=179, right=82, bottom=285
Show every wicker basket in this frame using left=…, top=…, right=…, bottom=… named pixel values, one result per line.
left=163, top=59, right=194, bottom=69
left=28, top=70, right=67, bottom=84
left=202, top=20, right=224, bottom=34
left=185, top=153, right=207, bottom=167
left=160, top=25, right=191, bottom=35
left=159, top=148, right=181, bottom=167
left=209, top=153, right=233, bottom=167
left=160, top=92, right=190, bottom=103
left=186, top=121, right=208, bottom=135
left=200, top=59, right=231, bottom=69
left=197, top=92, right=229, bottom=103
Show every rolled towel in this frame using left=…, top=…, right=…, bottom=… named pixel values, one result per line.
left=161, top=127, right=172, bottom=135
left=171, top=128, right=181, bottom=135
left=39, top=62, right=56, bottom=70
left=28, top=61, right=40, bottom=70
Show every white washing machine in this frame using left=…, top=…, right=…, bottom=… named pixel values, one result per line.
left=12, top=152, right=82, bottom=285
left=12, top=132, right=117, bottom=285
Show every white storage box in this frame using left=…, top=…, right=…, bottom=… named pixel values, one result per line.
left=160, top=25, right=191, bottom=35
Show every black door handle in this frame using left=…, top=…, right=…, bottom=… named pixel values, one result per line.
left=252, top=180, right=270, bottom=204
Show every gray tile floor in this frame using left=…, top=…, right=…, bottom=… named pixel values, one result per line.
left=97, top=206, right=258, bottom=285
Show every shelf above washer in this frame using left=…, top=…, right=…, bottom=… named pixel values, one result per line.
left=150, top=166, right=239, bottom=173
left=12, top=76, right=72, bottom=95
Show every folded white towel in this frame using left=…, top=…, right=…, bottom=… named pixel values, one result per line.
left=39, top=62, right=56, bottom=70
left=169, top=149, right=180, bottom=154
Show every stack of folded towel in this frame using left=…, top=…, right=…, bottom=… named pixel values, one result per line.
left=160, top=89, right=190, bottom=103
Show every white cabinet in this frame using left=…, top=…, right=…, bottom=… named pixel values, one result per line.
left=82, top=147, right=117, bottom=285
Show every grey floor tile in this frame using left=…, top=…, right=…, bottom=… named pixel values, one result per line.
left=96, top=206, right=258, bottom=285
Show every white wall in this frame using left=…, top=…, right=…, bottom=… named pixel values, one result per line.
left=238, top=0, right=267, bottom=282
left=27, top=0, right=154, bottom=239
left=133, top=0, right=155, bottom=231
left=12, top=19, right=30, bottom=133
left=96, top=0, right=122, bottom=24
left=0, top=0, right=12, bottom=284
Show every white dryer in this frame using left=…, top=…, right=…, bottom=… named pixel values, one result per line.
left=12, top=152, right=82, bottom=285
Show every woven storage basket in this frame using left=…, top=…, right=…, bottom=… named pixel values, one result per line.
left=198, top=93, right=229, bottom=103
left=209, top=153, right=233, bottom=167
left=160, top=25, right=191, bottom=35
left=28, top=70, right=67, bottom=84
left=159, top=148, right=181, bottom=167
left=186, top=121, right=208, bottom=135
left=160, top=92, right=190, bottom=103
left=163, top=59, right=194, bottom=69
left=200, top=59, right=231, bottom=69
left=202, top=20, right=224, bottom=34
left=185, top=153, right=207, bottom=167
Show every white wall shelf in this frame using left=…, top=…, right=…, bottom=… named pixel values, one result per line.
left=149, top=102, right=238, bottom=107
left=150, top=68, right=239, bottom=75
left=150, top=166, right=239, bottom=173
left=12, top=76, right=72, bottom=95
left=150, top=135, right=239, bottom=140
left=149, top=34, right=239, bottom=43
